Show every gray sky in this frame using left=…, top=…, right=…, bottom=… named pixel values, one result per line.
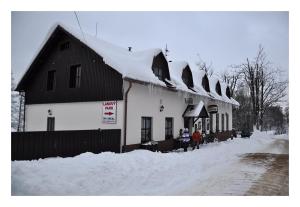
left=12, top=11, right=288, bottom=82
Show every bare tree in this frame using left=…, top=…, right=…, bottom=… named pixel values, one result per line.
left=196, top=54, right=214, bottom=77
left=237, top=45, right=288, bottom=130
left=222, top=67, right=242, bottom=96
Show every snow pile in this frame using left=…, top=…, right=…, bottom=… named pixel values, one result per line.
left=12, top=132, right=288, bottom=195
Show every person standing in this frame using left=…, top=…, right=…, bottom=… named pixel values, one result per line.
left=182, top=128, right=190, bottom=152
left=192, top=125, right=201, bottom=150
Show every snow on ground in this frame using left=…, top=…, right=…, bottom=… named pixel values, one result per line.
left=11, top=131, right=288, bottom=195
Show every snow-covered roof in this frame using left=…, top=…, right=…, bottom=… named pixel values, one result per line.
left=183, top=101, right=206, bottom=117
left=220, top=82, right=240, bottom=106
left=59, top=24, right=168, bottom=86
left=168, top=61, right=195, bottom=93
left=17, top=23, right=239, bottom=106
left=208, top=76, right=224, bottom=102
left=190, top=68, right=210, bottom=97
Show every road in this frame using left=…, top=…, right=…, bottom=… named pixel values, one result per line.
left=176, top=137, right=289, bottom=196
left=244, top=139, right=289, bottom=195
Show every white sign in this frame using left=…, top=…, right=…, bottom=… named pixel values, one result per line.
left=102, top=101, right=117, bottom=124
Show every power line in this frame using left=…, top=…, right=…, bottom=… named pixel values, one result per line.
left=73, top=11, right=86, bottom=42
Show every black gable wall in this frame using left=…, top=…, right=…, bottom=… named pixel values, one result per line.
left=23, top=31, right=123, bottom=104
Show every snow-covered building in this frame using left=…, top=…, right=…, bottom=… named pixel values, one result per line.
left=15, top=23, right=239, bottom=152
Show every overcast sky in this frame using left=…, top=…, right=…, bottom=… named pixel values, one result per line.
left=11, top=11, right=288, bottom=82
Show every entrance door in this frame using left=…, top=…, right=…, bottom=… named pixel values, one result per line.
left=184, top=117, right=193, bottom=135
left=202, top=118, right=206, bottom=134
left=47, top=117, right=55, bottom=131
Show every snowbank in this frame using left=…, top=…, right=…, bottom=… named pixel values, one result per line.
left=11, top=131, right=288, bottom=195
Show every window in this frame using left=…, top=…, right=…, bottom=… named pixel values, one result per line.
left=226, top=113, right=229, bottom=131
left=216, top=113, right=219, bottom=132
left=198, top=121, right=202, bottom=131
left=182, top=67, right=194, bottom=89
left=153, top=67, right=163, bottom=80
left=202, top=75, right=210, bottom=92
left=226, top=87, right=231, bottom=98
left=141, top=117, right=152, bottom=143
left=221, top=114, right=225, bottom=131
left=69, top=64, right=81, bottom=88
left=46, top=70, right=56, bottom=91
left=182, top=75, right=189, bottom=86
left=216, top=81, right=222, bottom=96
left=47, top=117, right=55, bottom=131
left=165, top=117, right=173, bottom=140
left=60, top=41, right=70, bottom=51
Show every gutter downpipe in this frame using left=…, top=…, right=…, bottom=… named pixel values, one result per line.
left=123, top=81, right=132, bottom=153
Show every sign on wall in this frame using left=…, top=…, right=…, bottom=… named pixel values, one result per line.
left=208, top=105, right=218, bottom=114
left=102, top=101, right=117, bottom=124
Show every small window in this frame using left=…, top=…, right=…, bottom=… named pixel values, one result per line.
left=46, top=70, right=56, bottom=91
left=216, top=81, right=222, bottom=96
left=47, top=117, right=55, bottom=131
left=226, top=113, right=229, bottom=131
left=221, top=114, right=225, bottom=131
left=165, top=117, right=173, bottom=140
left=198, top=121, right=202, bottom=131
left=216, top=113, right=219, bottom=132
left=226, top=87, right=231, bottom=98
left=60, top=41, right=70, bottom=51
left=69, top=64, right=81, bottom=88
left=182, top=68, right=194, bottom=89
left=202, top=75, right=210, bottom=92
left=153, top=67, right=163, bottom=80
left=141, top=117, right=152, bottom=143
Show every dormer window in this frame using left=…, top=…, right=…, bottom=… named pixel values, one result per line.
left=216, top=81, right=222, bottom=96
left=226, top=86, right=231, bottom=98
left=151, top=52, right=171, bottom=83
left=202, top=74, right=210, bottom=92
left=182, top=66, right=194, bottom=89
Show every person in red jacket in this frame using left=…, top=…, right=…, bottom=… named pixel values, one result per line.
left=192, top=125, right=202, bottom=150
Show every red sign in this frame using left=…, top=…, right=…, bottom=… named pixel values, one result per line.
left=102, top=101, right=117, bottom=124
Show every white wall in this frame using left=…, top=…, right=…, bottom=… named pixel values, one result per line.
left=25, top=101, right=124, bottom=135
left=125, top=81, right=234, bottom=145
left=125, top=81, right=212, bottom=145
left=25, top=82, right=233, bottom=147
